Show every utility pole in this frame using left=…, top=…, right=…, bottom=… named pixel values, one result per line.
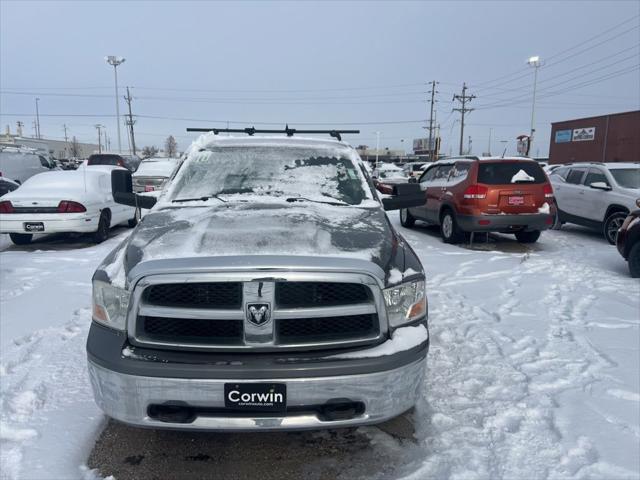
left=16, top=121, right=24, bottom=137
left=427, top=80, right=438, bottom=161
left=35, top=97, right=41, bottom=139
left=375, top=131, right=380, bottom=169
left=487, top=128, right=492, bottom=156
left=63, top=124, right=69, bottom=159
left=124, top=87, right=137, bottom=155
left=452, top=82, right=475, bottom=156
left=95, top=124, right=104, bottom=153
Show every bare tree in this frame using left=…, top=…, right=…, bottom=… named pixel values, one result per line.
left=164, top=135, right=177, bottom=158
left=69, top=136, right=82, bottom=158
left=141, top=146, right=159, bottom=158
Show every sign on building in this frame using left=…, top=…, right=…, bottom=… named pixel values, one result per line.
left=555, top=129, right=572, bottom=143
left=572, top=127, right=596, bottom=142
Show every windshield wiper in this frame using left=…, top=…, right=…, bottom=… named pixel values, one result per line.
left=285, top=196, right=349, bottom=206
left=172, top=194, right=227, bottom=203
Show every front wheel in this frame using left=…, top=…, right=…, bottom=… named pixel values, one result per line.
left=440, top=210, right=464, bottom=244
left=603, top=212, right=627, bottom=245
left=400, top=208, right=416, bottom=228
left=9, top=233, right=32, bottom=245
left=515, top=230, right=541, bottom=243
left=628, top=243, right=640, bottom=278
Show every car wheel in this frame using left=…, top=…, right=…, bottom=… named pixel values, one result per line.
left=515, top=230, right=541, bottom=243
left=128, top=207, right=141, bottom=228
left=93, top=211, right=110, bottom=244
left=9, top=233, right=32, bottom=245
left=603, top=211, right=627, bottom=245
left=440, top=210, right=464, bottom=244
left=628, top=243, right=640, bottom=278
left=400, top=208, right=416, bottom=228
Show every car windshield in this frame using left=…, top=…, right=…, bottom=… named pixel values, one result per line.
left=168, top=146, right=371, bottom=205
left=477, top=161, right=547, bottom=184
left=88, top=154, right=121, bottom=166
left=610, top=168, right=640, bottom=189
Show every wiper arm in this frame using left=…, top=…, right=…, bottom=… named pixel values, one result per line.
left=285, top=196, right=348, bottom=206
left=172, top=194, right=227, bottom=203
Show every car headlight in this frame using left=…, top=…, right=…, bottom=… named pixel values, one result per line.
left=92, top=280, right=129, bottom=331
left=383, top=279, right=427, bottom=328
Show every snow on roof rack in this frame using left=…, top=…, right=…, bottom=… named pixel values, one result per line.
left=186, top=125, right=360, bottom=142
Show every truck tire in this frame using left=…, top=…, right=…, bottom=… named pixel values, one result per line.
left=603, top=211, right=626, bottom=245
left=128, top=208, right=141, bottom=228
left=440, top=209, right=464, bottom=244
left=515, top=230, right=541, bottom=243
left=400, top=208, right=416, bottom=228
left=93, top=211, right=110, bottom=244
left=628, top=243, right=640, bottom=278
left=9, top=233, right=32, bottom=245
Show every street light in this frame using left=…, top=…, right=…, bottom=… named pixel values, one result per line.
left=35, top=97, right=41, bottom=139
left=105, top=55, right=125, bottom=153
left=527, top=55, right=541, bottom=156
left=375, top=131, right=380, bottom=170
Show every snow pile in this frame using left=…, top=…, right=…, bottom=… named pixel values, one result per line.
left=511, top=169, right=535, bottom=183
left=330, top=325, right=428, bottom=359
left=538, top=202, right=550, bottom=214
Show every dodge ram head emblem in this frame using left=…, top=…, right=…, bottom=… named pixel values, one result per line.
left=246, top=303, right=271, bottom=326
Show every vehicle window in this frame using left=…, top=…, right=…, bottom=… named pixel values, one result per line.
left=450, top=162, right=471, bottom=182
left=169, top=146, right=372, bottom=205
left=419, top=166, right=438, bottom=183
left=88, top=154, right=122, bottom=166
left=584, top=169, right=609, bottom=187
left=434, top=165, right=453, bottom=180
left=610, top=168, right=640, bottom=189
left=551, top=167, right=570, bottom=180
left=39, top=156, right=50, bottom=168
left=565, top=168, right=587, bottom=185
left=477, top=162, right=546, bottom=184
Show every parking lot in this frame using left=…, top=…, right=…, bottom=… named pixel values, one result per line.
left=1, top=216, right=638, bottom=480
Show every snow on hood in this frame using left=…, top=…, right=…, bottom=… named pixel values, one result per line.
left=102, top=200, right=398, bottom=288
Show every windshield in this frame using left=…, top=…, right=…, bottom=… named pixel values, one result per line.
left=168, top=146, right=371, bottom=205
left=477, top=161, right=547, bottom=184
left=610, top=168, right=640, bottom=189
left=135, top=160, right=177, bottom=177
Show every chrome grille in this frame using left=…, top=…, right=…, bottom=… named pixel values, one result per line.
left=128, top=272, right=386, bottom=352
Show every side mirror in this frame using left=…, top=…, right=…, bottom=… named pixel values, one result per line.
left=381, top=183, right=425, bottom=211
left=111, top=169, right=157, bottom=209
left=590, top=181, right=611, bottom=191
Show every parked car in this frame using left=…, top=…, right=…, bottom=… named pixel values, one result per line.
left=0, top=166, right=137, bottom=245
left=87, top=153, right=141, bottom=172
left=86, top=132, right=429, bottom=432
left=400, top=156, right=555, bottom=243
left=549, top=163, right=640, bottom=244
left=0, top=176, right=19, bottom=197
left=0, top=146, right=56, bottom=184
left=616, top=200, right=640, bottom=277
left=372, top=163, right=409, bottom=194
left=402, top=162, right=427, bottom=178
left=132, top=157, right=180, bottom=192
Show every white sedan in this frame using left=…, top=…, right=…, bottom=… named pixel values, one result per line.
left=0, top=167, right=137, bottom=245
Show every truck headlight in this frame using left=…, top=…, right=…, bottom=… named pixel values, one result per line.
left=92, top=280, right=129, bottom=331
left=383, top=279, right=427, bottom=328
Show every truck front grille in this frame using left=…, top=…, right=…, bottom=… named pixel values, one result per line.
left=144, top=283, right=242, bottom=309
left=130, top=275, right=385, bottom=352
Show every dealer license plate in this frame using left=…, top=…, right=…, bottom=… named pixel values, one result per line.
left=23, top=222, right=44, bottom=232
left=224, top=383, right=286, bottom=412
left=508, top=196, right=525, bottom=206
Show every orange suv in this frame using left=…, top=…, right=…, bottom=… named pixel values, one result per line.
left=399, top=156, right=555, bottom=243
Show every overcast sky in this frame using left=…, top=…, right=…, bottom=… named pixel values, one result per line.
left=1, top=0, right=639, bottom=157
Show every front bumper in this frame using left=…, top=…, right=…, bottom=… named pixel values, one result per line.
left=87, top=322, right=428, bottom=431
left=0, top=213, right=100, bottom=234
left=457, top=212, right=553, bottom=232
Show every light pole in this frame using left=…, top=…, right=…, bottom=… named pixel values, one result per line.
left=375, top=131, right=380, bottom=169
left=105, top=55, right=125, bottom=153
left=95, top=124, right=105, bottom=153
left=35, top=97, right=41, bottom=139
left=527, top=55, right=541, bottom=155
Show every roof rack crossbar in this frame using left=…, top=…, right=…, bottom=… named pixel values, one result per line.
left=186, top=126, right=359, bottom=141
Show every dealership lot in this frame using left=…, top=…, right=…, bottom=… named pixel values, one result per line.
left=1, top=216, right=638, bottom=479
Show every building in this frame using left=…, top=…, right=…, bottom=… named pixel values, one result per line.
left=0, top=131, right=100, bottom=159
left=549, top=110, right=639, bottom=164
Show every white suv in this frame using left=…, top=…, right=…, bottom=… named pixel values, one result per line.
left=549, top=162, right=640, bottom=244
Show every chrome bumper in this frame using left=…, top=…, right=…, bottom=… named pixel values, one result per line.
left=87, top=357, right=426, bottom=431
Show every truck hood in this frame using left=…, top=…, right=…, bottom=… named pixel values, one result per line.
left=98, top=201, right=413, bottom=287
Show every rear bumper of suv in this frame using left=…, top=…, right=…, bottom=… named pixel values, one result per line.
left=87, top=322, right=428, bottom=431
left=456, top=212, right=553, bottom=232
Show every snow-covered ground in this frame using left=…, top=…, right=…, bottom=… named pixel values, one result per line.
left=1, top=218, right=638, bottom=479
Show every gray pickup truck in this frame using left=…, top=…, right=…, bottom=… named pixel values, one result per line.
left=87, top=132, right=429, bottom=431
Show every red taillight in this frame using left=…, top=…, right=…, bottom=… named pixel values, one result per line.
left=543, top=184, right=554, bottom=199
left=57, top=201, right=86, bottom=213
left=463, top=185, right=488, bottom=199
left=0, top=201, right=15, bottom=213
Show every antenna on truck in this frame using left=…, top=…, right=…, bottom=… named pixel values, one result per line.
left=186, top=125, right=360, bottom=142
